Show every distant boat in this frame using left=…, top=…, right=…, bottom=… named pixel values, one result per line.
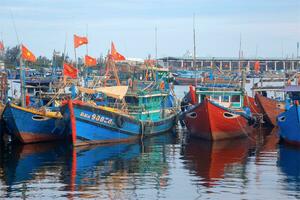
left=181, top=84, right=256, bottom=140
left=3, top=103, right=67, bottom=143
left=255, top=93, right=284, bottom=127
left=277, top=85, right=300, bottom=146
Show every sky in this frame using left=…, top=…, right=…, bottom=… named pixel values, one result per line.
left=0, top=0, right=299, bottom=59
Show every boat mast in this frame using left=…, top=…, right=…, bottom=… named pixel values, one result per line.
left=193, top=14, right=197, bottom=86
left=155, top=26, right=157, bottom=69
left=19, top=45, right=26, bottom=107
left=238, top=33, right=242, bottom=72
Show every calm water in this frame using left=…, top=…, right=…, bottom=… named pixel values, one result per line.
left=0, top=85, right=299, bottom=199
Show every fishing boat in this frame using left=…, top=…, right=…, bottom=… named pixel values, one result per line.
left=181, top=83, right=256, bottom=140
left=61, top=84, right=178, bottom=146
left=173, top=70, right=203, bottom=85
left=3, top=45, right=68, bottom=144
left=0, top=71, right=8, bottom=141
left=3, top=103, right=67, bottom=143
left=255, top=93, right=284, bottom=126
left=277, top=85, right=300, bottom=146
left=61, top=55, right=178, bottom=146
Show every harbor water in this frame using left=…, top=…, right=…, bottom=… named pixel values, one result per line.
left=0, top=85, right=299, bottom=199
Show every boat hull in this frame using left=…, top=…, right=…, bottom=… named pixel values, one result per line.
left=255, top=93, right=284, bottom=126
left=183, top=99, right=252, bottom=140
left=62, top=100, right=177, bottom=146
left=3, top=103, right=66, bottom=143
left=278, top=104, right=300, bottom=146
left=174, top=77, right=202, bottom=85
left=243, top=95, right=262, bottom=115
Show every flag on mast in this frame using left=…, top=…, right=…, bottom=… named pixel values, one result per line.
left=85, top=55, right=97, bottom=66
left=63, top=62, right=78, bottom=78
left=74, top=34, right=88, bottom=48
left=21, top=44, right=36, bottom=62
left=110, top=42, right=125, bottom=61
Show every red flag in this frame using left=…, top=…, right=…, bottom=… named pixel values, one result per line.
left=21, top=44, right=36, bottom=62
left=254, top=61, right=260, bottom=74
left=0, top=41, right=4, bottom=51
left=74, top=34, right=88, bottom=48
left=85, top=55, right=97, bottom=66
left=63, top=62, right=78, bottom=79
left=110, top=42, right=125, bottom=61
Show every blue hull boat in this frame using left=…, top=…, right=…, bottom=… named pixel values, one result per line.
left=277, top=104, right=300, bottom=146
left=61, top=100, right=177, bottom=146
left=3, top=103, right=67, bottom=143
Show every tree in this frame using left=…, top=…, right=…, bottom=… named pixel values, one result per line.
left=4, top=45, right=19, bottom=67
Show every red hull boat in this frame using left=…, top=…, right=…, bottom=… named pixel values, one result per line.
left=243, top=95, right=262, bottom=115
left=255, top=93, right=284, bottom=126
left=183, top=98, right=253, bottom=140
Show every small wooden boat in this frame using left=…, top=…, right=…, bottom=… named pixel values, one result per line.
left=277, top=86, right=300, bottom=146
left=3, top=103, right=67, bottom=143
left=182, top=84, right=256, bottom=140
left=255, top=93, right=284, bottom=126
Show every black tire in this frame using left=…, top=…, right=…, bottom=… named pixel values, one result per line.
left=115, top=115, right=125, bottom=128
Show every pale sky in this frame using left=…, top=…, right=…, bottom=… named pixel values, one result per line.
left=1, top=0, right=299, bottom=59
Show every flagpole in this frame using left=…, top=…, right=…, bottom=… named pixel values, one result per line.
left=19, top=45, right=26, bottom=107
left=86, top=24, right=89, bottom=55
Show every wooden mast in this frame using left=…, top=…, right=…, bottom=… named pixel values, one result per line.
left=193, top=14, right=197, bottom=87
left=19, top=45, right=26, bottom=107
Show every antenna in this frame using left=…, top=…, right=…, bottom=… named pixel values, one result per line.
left=63, top=32, right=67, bottom=61
left=238, top=33, right=242, bottom=71
left=193, top=13, right=196, bottom=70
left=86, top=24, right=89, bottom=55
left=297, top=42, right=299, bottom=58
left=155, top=26, right=157, bottom=67
left=9, top=9, right=20, bottom=45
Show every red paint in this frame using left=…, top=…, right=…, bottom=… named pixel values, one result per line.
left=68, top=100, right=77, bottom=145
left=70, top=148, right=77, bottom=197
left=25, top=95, right=30, bottom=107
left=243, top=95, right=262, bottom=114
left=18, top=132, right=64, bottom=143
left=189, top=85, right=197, bottom=105
left=184, top=98, right=251, bottom=140
left=184, top=138, right=250, bottom=187
left=255, top=93, right=284, bottom=126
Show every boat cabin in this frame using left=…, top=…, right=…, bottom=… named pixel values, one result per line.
left=283, top=85, right=300, bottom=101
left=196, top=86, right=244, bottom=109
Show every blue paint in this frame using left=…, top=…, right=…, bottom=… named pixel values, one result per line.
left=3, top=103, right=67, bottom=143
left=278, top=104, right=300, bottom=144
left=62, top=102, right=177, bottom=145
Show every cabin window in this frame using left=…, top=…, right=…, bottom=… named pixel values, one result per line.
left=222, top=96, right=230, bottom=102
left=231, top=95, right=240, bottom=103
left=200, top=95, right=206, bottom=103
left=211, top=95, right=220, bottom=101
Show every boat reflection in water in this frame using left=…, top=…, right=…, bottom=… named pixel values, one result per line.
left=66, top=134, right=175, bottom=199
left=278, top=144, right=300, bottom=195
left=181, top=137, right=252, bottom=187
left=1, top=143, right=65, bottom=186
left=0, top=133, right=175, bottom=199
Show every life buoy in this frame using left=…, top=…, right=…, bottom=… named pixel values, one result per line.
left=115, top=115, right=125, bottom=128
